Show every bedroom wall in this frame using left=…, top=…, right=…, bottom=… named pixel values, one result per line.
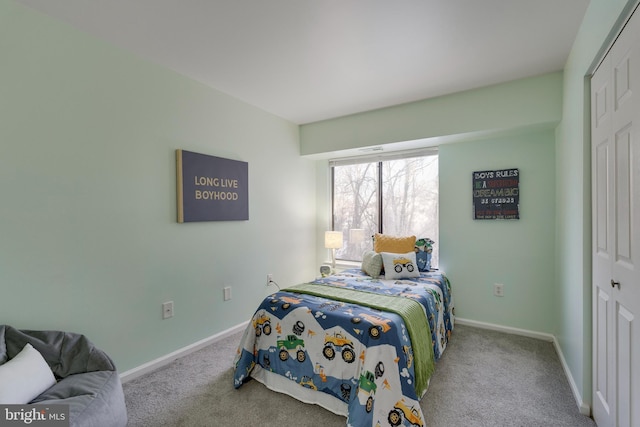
left=554, top=0, right=636, bottom=410
left=0, top=1, right=316, bottom=372
left=301, top=72, right=562, bottom=156
left=439, top=131, right=556, bottom=333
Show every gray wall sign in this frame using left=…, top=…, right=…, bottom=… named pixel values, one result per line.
left=176, top=149, right=249, bottom=222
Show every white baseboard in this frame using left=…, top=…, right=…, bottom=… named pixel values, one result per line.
left=119, top=321, right=248, bottom=383
left=455, top=317, right=591, bottom=416
left=455, top=317, right=554, bottom=341
left=551, top=337, right=592, bottom=416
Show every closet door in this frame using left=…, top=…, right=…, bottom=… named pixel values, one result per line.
left=592, top=47, right=614, bottom=427
left=591, top=7, right=640, bottom=427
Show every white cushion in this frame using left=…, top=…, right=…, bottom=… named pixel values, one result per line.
left=381, top=251, right=421, bottom=280
left=0, top=343, right=57, bottom=404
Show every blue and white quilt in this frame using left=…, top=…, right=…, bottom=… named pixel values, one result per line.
left=233, top=269, right=454, bottom=427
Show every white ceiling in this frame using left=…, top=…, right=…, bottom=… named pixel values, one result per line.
left=16, top=0, right=589, bottom=125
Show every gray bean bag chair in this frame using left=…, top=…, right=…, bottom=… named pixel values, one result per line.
left=0, top=325, right=127, bottom=427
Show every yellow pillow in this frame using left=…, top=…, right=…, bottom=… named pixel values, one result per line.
left=373, top=233, right=416, bottom=254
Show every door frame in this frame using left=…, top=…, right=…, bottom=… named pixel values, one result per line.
left=587, top=1, right=640, bottom=78
left=588, top=0, right=640, bottom=421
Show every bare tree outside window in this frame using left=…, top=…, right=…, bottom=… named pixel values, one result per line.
left=333, top=162, right=378, bottom=261
left=382, top=156, right=439, bottom=266
left=332, top=154, right=439, bottom=267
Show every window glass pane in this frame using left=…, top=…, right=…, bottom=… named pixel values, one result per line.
left=331, top=153, right=439, bottom=267
left=382, top=156, right=439, bottom=267
left=332, top=162, right=378, bottom=261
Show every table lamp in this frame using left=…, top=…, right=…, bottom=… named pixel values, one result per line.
left=324, top=230, right=343, bottom=272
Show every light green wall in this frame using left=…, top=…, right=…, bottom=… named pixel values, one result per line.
left=0, top=0, right=316, bottom=372
left=555, top=0, right=636, bottom=409
left=439, top=131, right=556, bottom=332
left=301, top=72, right=563, bottom=155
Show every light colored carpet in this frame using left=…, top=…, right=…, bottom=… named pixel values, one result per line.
left=123, top=324, right=596, bottom=426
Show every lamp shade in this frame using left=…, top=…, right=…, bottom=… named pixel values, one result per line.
left=349, top=228, right=365, bottom=244
left=324, top=231, right=343, bottom=249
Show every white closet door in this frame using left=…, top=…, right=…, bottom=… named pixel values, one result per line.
left=592, top=7, right=640, bottom=427
left=592, top=47, right=614, bottom=427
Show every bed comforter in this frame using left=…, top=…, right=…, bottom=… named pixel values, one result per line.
left=233, top=269, right=453, bottom=427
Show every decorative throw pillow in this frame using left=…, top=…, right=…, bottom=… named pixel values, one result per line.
left=416, top=251, right=432, bottom=272
left=0, top=343, right=56, bottom=404
left=380, top=251, right=421, bottom=280
left=415, top=237, right=435, bottom=271
left=373, top=233, right=416, bottom=254
left=361, top=250, right=383, bottom=278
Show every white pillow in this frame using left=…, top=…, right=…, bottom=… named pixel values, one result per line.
left=381, top=251, right=421, bottom=280
left=0, top=343, right=57, bottom=404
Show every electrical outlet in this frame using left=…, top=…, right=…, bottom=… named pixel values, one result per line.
left=223, top=286, right=232, bottom=301
left=162, top=301, right=174, bottom=319
left=493, top=283, right=504, bottom=297
left=267, top=274, right=273, bottom=286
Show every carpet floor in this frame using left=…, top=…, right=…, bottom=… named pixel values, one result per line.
left=123, top=324, right=596, bottom=426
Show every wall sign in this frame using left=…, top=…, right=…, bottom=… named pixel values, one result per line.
left=472, top=168, right=519, bottom=220
left=176, top=149, right=248, bottom=222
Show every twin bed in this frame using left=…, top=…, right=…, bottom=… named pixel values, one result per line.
left=233, top=248, right=454, bottom=427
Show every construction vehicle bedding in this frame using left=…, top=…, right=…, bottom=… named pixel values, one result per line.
left=233, top=269, right=453, bottom=427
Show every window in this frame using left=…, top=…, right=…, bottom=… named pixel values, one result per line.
left=330, top=150, right=439, bottom=266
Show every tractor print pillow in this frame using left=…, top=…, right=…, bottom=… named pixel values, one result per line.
left=380, top=251, right=420, bottom=280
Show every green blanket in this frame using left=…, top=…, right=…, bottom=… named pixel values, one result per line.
left=286, top=283, right=434, bottom=396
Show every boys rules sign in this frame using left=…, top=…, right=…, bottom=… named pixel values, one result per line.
left=472, top=168, right=519, bottom=220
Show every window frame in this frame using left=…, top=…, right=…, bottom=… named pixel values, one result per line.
left=329, top=147, right=439, bottom=262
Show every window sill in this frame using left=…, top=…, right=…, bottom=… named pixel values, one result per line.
left=321, top=260, right=360, bottom=272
